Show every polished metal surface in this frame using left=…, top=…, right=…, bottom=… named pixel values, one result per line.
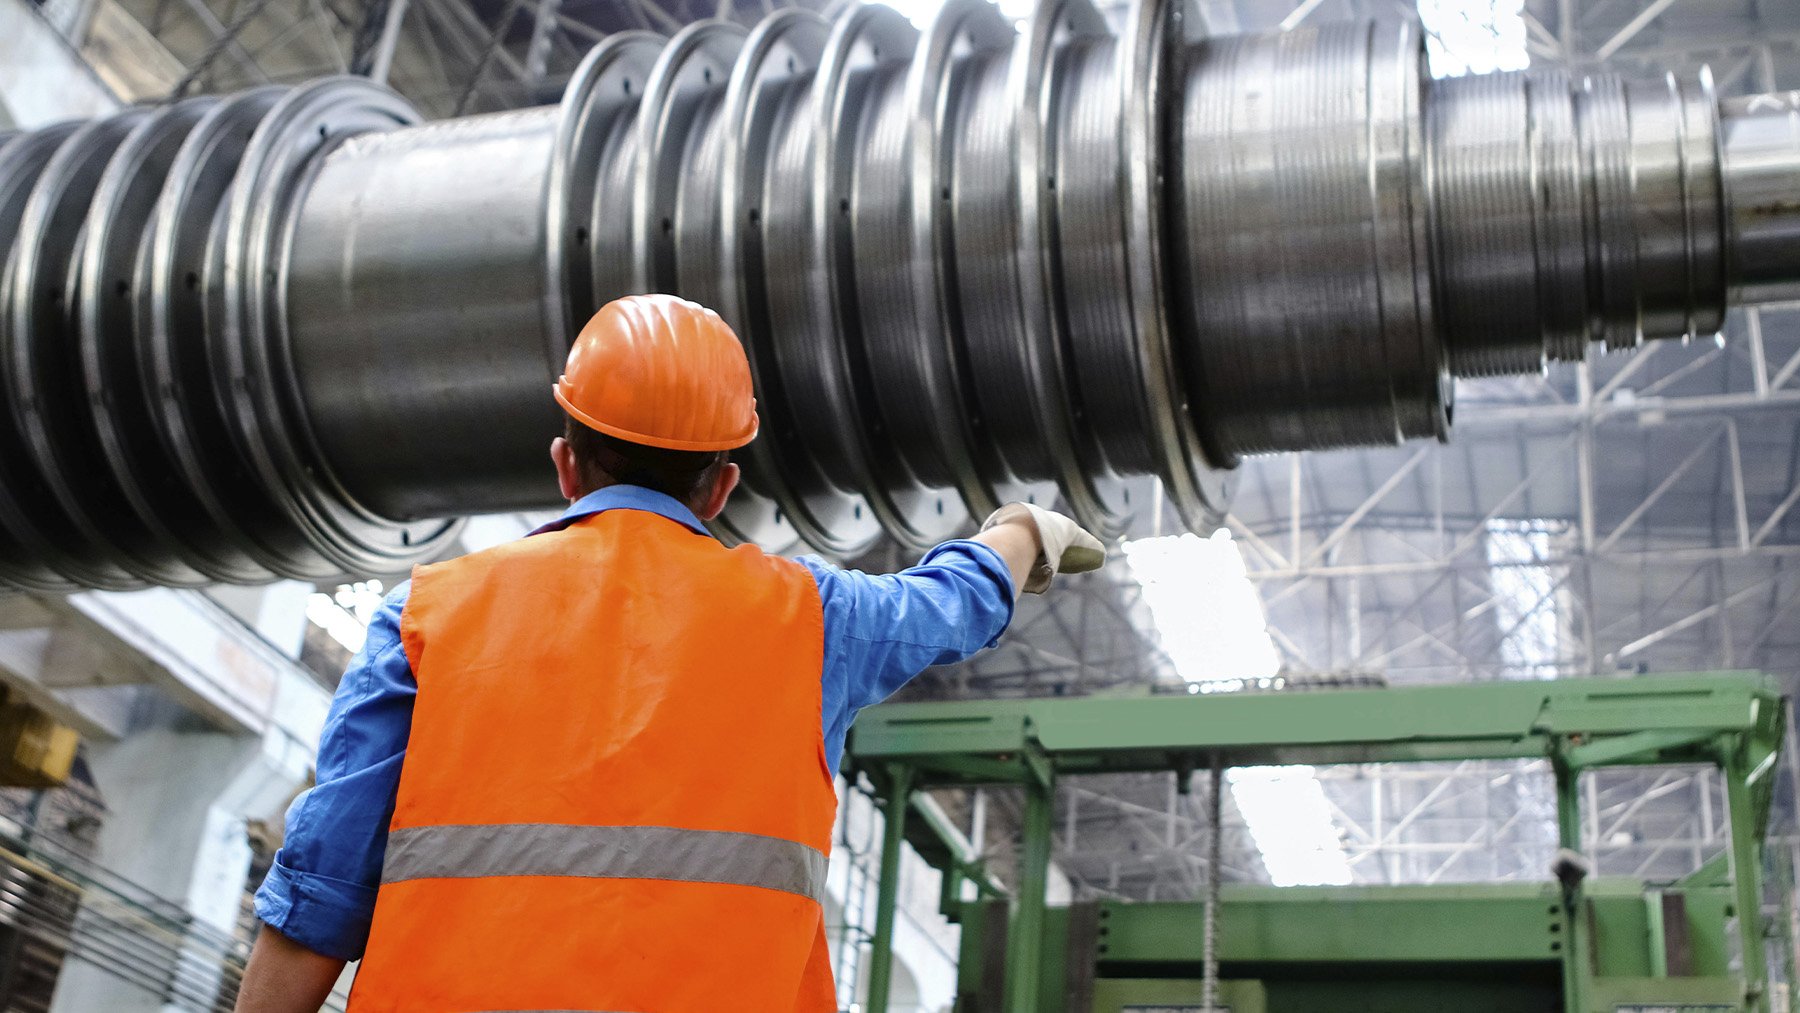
left=1176, top=20, right=1441, bottom=460
left=1425, top=67, right=1725, bottom=372
left=1, top=0, right=1797, bottom=588
left=1722, top=90, right=1800, bottom=305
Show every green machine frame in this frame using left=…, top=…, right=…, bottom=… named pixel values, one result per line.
left=844, top=673, right=1789, bottom=1013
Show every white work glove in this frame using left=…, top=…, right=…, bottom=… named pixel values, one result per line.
left=980, top=503, right=1106, bottom=594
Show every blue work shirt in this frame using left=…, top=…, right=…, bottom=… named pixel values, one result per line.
left=254, top=485, right=1015, bottom=961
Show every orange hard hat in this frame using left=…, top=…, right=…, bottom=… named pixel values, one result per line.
left=553, top=294, right=759, bottom=451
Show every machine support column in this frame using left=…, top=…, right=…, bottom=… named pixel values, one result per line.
left=1724, top=747, right=1772, bottom=1013
left=1554, top=760, right=1589, bottom=1013
left=866, top=764, right=913, bottom=1013
left=1645, top=891, right=1669, bottom=978
left=1006, top=761, right=1055, bottom=1013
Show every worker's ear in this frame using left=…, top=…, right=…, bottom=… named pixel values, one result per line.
left=696, top=461, right=740, bottom=521
left=551, top=436, right=583, bottom=503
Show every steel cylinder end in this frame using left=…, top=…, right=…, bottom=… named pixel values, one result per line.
left=223, top=77, right=465, bottom=579
left=1722, top=89, right=1800, bottom=306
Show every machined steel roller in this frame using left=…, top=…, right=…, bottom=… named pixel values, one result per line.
left=0, top=0, right=1797, bottom=589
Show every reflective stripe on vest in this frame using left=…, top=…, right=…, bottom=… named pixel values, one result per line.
left=381, top=823, right=828, bottom=903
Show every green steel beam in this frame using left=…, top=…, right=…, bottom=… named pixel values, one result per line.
left=865, top=764, right=912, bottom=1013
left=905, top=789, right=1007, bottom=907
left=1681, top=850, right=1734, bottom=889
left=1004, top=771, right=1054, bottom=1013
left=967, top=884, right=1741, bottom=1012
left=848, top=673, right=1788, bottom=1012
left=850, top=673, right=1780, bottom=783
left=1553, top=761, right=1590, bottom=1013
left=1097, top=885, right=1570, bottom=964
left=1726, top=747, right=1772, bottom=1013
left=1646, top=891, right=1669, bottom=978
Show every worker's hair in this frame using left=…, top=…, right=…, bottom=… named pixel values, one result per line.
left=562, top=415, right=728, bottom=506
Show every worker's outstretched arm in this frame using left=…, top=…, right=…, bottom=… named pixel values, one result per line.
left=806, top=502, right=1106, bottom=772
left=235, top=926, right=344, bottom=1012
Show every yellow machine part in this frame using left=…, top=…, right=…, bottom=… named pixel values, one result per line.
left=0, top=689, right=78, bottom=788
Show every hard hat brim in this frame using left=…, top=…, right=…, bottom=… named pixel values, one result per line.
left=553, top=383, right=758, bottom=452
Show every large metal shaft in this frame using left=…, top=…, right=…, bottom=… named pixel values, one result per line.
left=0, top=0, right=1796, bottom=589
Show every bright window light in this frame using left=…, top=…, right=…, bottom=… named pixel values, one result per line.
left=880, top=0, right=1031, bottom=29
left=1485, top=520, right=1563, bottom=680
left=1121, top=531, right=1281, bottom=688
left=1123, top=528, right=1351, bottom=885
left=1416, top=0, right=1529, bottom=78
left=1226, top=765, right=1354, bottom=886
left=306, top=579, right=386, bottom=653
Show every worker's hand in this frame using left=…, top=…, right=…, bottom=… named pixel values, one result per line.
left=979, top=503, right=1106, bottom=594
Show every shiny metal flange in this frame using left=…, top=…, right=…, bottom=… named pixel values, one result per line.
left=1578, top=72, right=1638, bottom=352
left=1722, top=89, right=1800, bottom=305
left=4, top=112, right=156, bottom=589
left=0, top=124, right=84, bottom=591
left=1007, top=0, right=1132, bottom=539
left=1176, top=20, right=1446, bottom=462
left=78, top=97, right=251, bottom=585
left=139, top=88, right=321, bottom=579
left=1527, top=71, right=1588, bottom=363
left=1635, top=68, right=1724, bottom=343
left=1053, top=28, right=1151, bottom=483
left=741, top=16, right=881, bottom=558
left=1123, top=0, right=1229, bottom=528
left=808, top=4, right=969, bottom=552
left=219, top=78, right=462, bottom=577
left=658, top=17, right=799, bottom=554
left=926, top=0, right=1061, bottom=521
left=633, top=20, right=745, bottom=296
left=1364, top=19, right=1446, bottom=447
left=713, top=10, right=828, bottom=554
left=756, top=5, right=893, bottom=557
left=549, top=32, right=663, bottom=374
left=628, top=20, right=795, bottom=551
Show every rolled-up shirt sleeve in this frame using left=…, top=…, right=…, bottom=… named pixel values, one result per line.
left=802, top=539, right=1016, bottom=771
left=254, top=582, right=415, bottom=961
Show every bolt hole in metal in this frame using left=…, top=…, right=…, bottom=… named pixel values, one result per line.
left=0, top=2, right=1793, bottom=587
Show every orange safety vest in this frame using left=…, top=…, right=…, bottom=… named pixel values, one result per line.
left=349, top=506, right=839, bottom=1012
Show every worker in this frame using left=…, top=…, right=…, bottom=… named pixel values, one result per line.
left=234, top=294, right=1104, bottom=1012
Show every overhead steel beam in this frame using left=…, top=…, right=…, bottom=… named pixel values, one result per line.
left=170, top=0, right=273, bottom=83
left=522, top=0, right=559, bottom=81
left=1596, top=0, right=1684, bottom=60
left=367, top=0, right=410, bottom=83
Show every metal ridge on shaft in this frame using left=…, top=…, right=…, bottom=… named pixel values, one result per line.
left=0, top=0, right=1794, bottom=589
